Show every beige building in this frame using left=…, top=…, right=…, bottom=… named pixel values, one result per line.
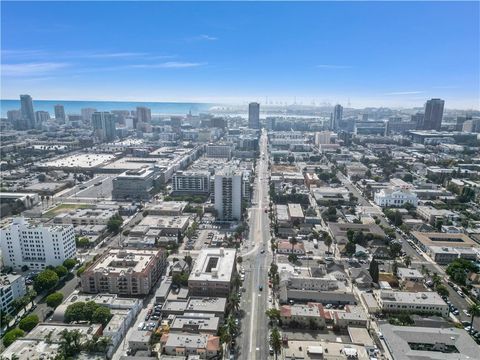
left=374, top=290, right=448, bottom=317
left=160, top=333, right=220, bottom=358
left=81, top=248, right=167, bottom=295
left=188, top=248, right=236, bottom=297
left=280, top=303, right=326, bottom=328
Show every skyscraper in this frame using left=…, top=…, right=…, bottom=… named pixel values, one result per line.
left=332, top=104, right=343, bottom=131
left=248, top=102, right=260, bottom=129
left=35, top=111, right=50, bottom=127
left=422, top=98, right=445, bottom=131
left=412, top=112, right=425, bottom=129
left=136, top=106, right=151, bottom=130
left=81, top=108, right=97, bottom=123
left=54, top=104, right=66, bottom=122
left=20, top=94, right=35, bottom=129
left=214, top=166, right=243, bottom=221
left=92, top=112, right=116, bottom=142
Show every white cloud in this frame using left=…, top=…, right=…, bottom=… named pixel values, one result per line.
left=2, top=62, right=69, bottom=76
left=189, top=34, right=218, bottom=41
left=383, top=91, right=425, bottom=96
left=316, top=64, right=352, bottom=69
left=128, top=62, right=205, bottom=69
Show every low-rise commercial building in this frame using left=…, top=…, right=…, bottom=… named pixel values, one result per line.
left=169, top=313, right=220, bottom=335
left=380, top=324, right=478, bottom=360
left=160, top=333, right=220, bottom=358
left=280, top=303, right=326, bottom=328
left=80, top=248, right=167, bottom=295
left=188, top=248, right=236, bottom=297
left=54, top=207, right=117, bottom=226
left=374, top=290, right=448, bottom=317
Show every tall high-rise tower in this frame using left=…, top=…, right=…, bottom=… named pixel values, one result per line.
left=92, top=112, right=116, bottom=142
left=136, top=106, right=151, bottom=130
left=332, top=104, right=343, bottom=131
left=214, top=166, right=243, bottom=221
left=54, top=104, right=66, bottom=122
left=422, top=98, right=444, bottom=131
left=248, top=102, right=260, bottom=129
left=20, top=94, right=35, bottom=129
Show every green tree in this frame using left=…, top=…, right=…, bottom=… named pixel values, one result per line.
left=265, top=308, right=281, bottom=323
left=107, top=214, right=123, bottom=233
left=75, top=236, right=90, bottom=248
left=19, top=314, right=39, bottom=332
left=91, top=306, right=112, bottom=326
left=184, top=255, right=193, bottom=269
left=58, top=329, right=84, bottom=358
left=435, top=284, right=449, bottom=298
left=84, top=301, right=98, bottom=322
left=369, top=258, right=379, bottom=284
left=228, top=293, right=241, bottom=314
left=389, top=242, right=402, bottom=258
left=12, top=295, right=30, bottom=313
left=469, top=303, right=480, bottom=328
left=346, top=229, right=355, bottom=242
left=46, top=292, right=64, bottom=308
left=65, top=302, right=86, bottom=323
left=345, top=242, right=356, bottom=256
left=394, top=211, right=403, bottom=226
left=353, top=231, right=365, bottom=245
left=3, top=328, right=25, bottom=347
left=63, top=258, right=77, bottom=271
left=404, top=255, right=412, bottom=268
left=270, top=327, right=282, bottom=360
left=33, top=269, right=59, bottom=293
left=324, top=236, right=332, bottom=253
left=54, top=265, right=68, bottom=278
left=289, top=236, right=298, bottom=254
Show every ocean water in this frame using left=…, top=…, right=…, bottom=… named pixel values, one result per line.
left=0, top=99, right=214, bottom=117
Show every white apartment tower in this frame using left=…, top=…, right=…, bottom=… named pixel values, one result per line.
left=214, top=167, right=243, bottom=221
left=0, top=218, right=76, bottom=270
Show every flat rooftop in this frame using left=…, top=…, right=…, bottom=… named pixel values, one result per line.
left=88, top=248, right=163, bottom=274
left=412, top=231, right=478, bottom=248
left=38, top=153, right=116, bottom=169
left=380, top=324, right=479, bottom=360
left=377, top=290, right=446, bottom=306
left=189, top=248, right=236, bottom=283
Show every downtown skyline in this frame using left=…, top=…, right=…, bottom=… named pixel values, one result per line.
left=1, top=1, right=479, bottom=109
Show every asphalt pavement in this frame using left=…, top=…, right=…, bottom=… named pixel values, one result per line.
left=237, top=130, right=272, bottom=360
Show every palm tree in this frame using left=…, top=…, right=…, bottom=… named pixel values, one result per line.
left=228, top=293, right=241, bottom=315
left=270, top=327, right=282, bottom=360
left=324, top=235, right=332, bottom=253
left=404, top=255, right=412, bottom=268
left=431, top=273, right=442, bottom=288
left=40, top=195, right=45, bottom=208
left=225, top=314, right=238, bottom=339
left=469, top=303, right=480, bottom=328
left=289, top=236, right=298, bottom=255
left=232, top=274, right=242, bottom=290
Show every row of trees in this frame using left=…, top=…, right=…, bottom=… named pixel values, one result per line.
left=64, top=301, right=112, bottom=326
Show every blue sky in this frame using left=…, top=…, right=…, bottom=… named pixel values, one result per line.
left=1, top=1, right=479, bottom=109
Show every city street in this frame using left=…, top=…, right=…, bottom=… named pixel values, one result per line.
left=237, top=130, right=272, bottom=360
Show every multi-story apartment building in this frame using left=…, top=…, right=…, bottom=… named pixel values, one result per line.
left=206, top=144, right=232, bottom=159
left=374, top=290, right=449, bottom=317
left=0, top=217, right=76, bottom=270
left=80, top=248, right=167, bottom=295
left=214, top=166, right=243, bottom=221
left=112, top=167, right=157, bottom=200
left=188, top=248, right=236, bottom=297
left=0, top=274, right=27, bottom=314
left=53, top=208, right=118, bottom=226
left=172, top=171, right=211, bottom=195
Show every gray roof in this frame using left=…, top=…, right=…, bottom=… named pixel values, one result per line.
left=380, top=324, right=478, bottom=360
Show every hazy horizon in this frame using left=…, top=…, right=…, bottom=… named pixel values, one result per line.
left=2, top=1, right=479, bottom=110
